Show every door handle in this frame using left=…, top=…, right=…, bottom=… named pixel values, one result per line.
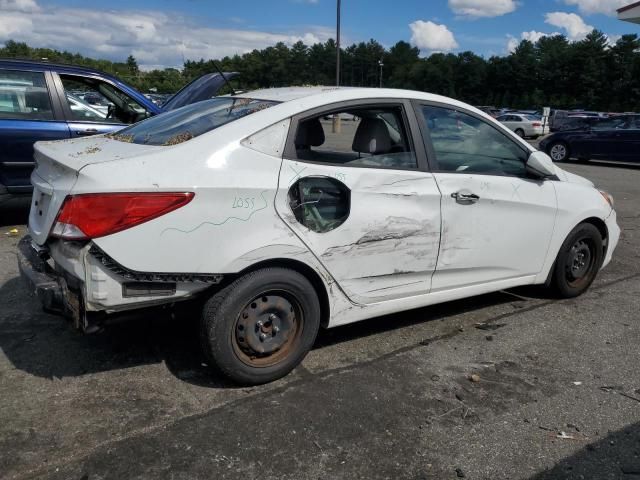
left=75, top=128, right=99, bottom=136
left=451, top=191, right=480, bottom=204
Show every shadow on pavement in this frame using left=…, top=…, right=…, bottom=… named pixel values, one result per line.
left=528, top=421, right=640, bottom=480
left=0, top=271, right=537, bottom=389
left=0, top=197, right=30, bottom=227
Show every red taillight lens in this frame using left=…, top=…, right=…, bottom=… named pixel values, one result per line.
left=52, top=192, right=194, bottom=240
left=532, top=122, right=542, bottom=127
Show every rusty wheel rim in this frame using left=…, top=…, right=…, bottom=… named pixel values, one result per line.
left=232, top=291, right=303, bottom=368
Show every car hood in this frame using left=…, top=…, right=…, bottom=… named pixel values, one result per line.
left=553, top=165, right=594, bottom=187
left=161, top=72, right=239, bottom=111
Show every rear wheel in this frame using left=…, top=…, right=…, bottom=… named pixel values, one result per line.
left=549, top=223, right=603, bottom=298
left=515, top=128, right=525, bottom=138
left=200, top=267, right=320, bottom=385
left=548, top=141, right=570, bottom=162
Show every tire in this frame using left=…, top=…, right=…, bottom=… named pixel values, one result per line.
left=549, top=223, right=603, bottom=298
left=200, top=267, right=320, bottom=385
left=515, top=128, right=525, bottom=138
left=548, top=141, right=570, bottom=162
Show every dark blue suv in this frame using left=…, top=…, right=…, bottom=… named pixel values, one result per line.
left=0, top=59, right=236, bottom=201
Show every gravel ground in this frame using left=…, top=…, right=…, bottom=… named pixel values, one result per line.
left=0, top=160, right=638, bottom=480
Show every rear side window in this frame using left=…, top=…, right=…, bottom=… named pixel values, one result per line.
left=291, top=105, right=418, bottom=170
left=109, top=97, right=278, bottom=146
left=0, top=70, right=53, bottom=120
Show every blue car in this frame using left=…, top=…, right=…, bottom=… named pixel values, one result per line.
left=540, top=114, right=640, bottom=163
left=0, top=59, right=237, bottom=201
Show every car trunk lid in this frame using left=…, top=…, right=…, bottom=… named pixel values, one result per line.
left=28, top=136, right=164, bottom=245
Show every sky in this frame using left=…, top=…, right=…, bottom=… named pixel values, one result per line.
left=0, top=0, right=637, bottom=69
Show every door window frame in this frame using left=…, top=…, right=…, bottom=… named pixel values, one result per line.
left=283, top=98, right=430, bottom=172
left=52, top=71, right=140, bottom=126
left=411, top=99, right=534, bottom=177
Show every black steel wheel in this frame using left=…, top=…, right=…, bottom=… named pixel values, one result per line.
left=550, top=223, right=603, bottom=298
left=200, top=267, right=320, bottom=385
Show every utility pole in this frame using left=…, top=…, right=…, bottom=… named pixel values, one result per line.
left=333, top=0, right=342, bottom=133
left=336, top=0, right=341, bottom=87
left=378, top=59, right=384, bottom=88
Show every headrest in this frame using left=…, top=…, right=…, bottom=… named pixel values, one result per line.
left=295, top=118, right=325, bottom=148
left=352, top=117, right=391, bottom=154
left=25, top=89, right=51, bottom=110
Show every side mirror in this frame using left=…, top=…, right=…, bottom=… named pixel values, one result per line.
left=526, top=151, right=556, bottom=179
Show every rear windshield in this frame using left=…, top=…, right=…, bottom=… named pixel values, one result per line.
left=107, top=97, right=278, bottom=146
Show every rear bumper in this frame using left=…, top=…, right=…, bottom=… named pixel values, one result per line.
left=17, top=235, right=87, bottom=329
left=17, top=235, right=64, bottom=312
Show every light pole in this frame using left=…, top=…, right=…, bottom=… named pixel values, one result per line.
left=333, top=0, right=342, bottom=133
left=336, top=0, right=341, bottom=87
left=378, top=59, right=384, bottom=88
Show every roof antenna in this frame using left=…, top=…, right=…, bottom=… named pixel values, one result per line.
left=212, top=61, right=236, bottom=96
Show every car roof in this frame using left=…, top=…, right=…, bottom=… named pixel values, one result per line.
left=234, top=86, right=482, bottom=113
left=0, top=58, right=119, bottom=79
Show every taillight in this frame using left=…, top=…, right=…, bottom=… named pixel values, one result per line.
left=51, top=192, right=194, bottom=240
left=532, top=122, right=542, bottom=127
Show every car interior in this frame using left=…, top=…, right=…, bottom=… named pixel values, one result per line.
left=293, top=107, right=418, bottom=170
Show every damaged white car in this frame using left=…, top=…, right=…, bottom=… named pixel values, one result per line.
left=18, top=87, right=619, bottom=384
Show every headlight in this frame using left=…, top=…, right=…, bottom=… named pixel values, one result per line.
left=599, top=190, right=614, bottom=208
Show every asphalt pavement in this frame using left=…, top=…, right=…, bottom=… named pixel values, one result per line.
left=0, top=160, right=639, bottom=480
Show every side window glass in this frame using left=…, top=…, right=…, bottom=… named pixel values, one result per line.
left=422, top=105, right=528, bottom=177
left=59, top=75, right=149, bottom=124
left=292, top=105, right=418, bottom=170
left=0, top=70, right=53, bottom=120
left=288, top=177, right=350, bottom=233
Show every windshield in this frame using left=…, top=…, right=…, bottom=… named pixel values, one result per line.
left=107, top=97, right=278, bottom=146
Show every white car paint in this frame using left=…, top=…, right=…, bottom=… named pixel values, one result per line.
left=24, top=87, right=619, bottom=330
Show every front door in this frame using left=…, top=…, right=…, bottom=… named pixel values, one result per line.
left=275, top=100, right=441, bottom=304
left=416, top=103, right=557, bottom=292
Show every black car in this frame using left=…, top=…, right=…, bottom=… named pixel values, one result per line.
left=540, top=114, right=640, bottom=163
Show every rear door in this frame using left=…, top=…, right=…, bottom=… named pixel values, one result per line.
left=275, top=99, right=442, bottom=305
left=0, top=69, right=70, bottom=194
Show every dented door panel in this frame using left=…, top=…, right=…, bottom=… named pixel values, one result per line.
left=276, top=160, right=441, bottom=304
left=432, top=173, right=557, bottom=291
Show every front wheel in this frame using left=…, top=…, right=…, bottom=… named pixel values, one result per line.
left=200, top=267, right=320, bottom=385
left=549, top=223, right=603, bottom=298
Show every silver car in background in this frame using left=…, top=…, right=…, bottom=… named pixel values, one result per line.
left=497, top=113, right=547, bottom=139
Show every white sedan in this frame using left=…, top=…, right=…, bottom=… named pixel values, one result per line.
left=496, top=113, right=547, bottom=138
left=18, top=87, right=619, bottom=385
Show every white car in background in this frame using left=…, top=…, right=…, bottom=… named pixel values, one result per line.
left=497, top=113, right=547, bottom=138
left=18, top=87, right=619, bottom=385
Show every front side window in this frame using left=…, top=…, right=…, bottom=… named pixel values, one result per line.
left=0, top=70, right=53, bottom=120
left=59, top=74, right=148, bottom=124
left=421, top=105, right=528, bottom=176
left=108, top=97, right=278, bottom=146
left=292, top=105, right=418, bottom=170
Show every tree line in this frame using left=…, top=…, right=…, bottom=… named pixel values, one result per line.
left=2, top=30, right=640, bottom=112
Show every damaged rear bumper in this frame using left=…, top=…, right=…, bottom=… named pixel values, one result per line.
left=17, top=235, right=86, bottom=329
left=17, top=235, right=221, bottom=332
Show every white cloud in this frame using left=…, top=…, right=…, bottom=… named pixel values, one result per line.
left=0, top=0, right=39, bottom=12
left=448, top=0, right=517, bottom=18
left=545, top=12, right=594, bottom=41
left=0, top=0, right=334, bottom=69
left=563, top=0, right=629, bottom=16
left=506, top=30, right=562, bottom=53
left=409, top=20, right=458, bottom=54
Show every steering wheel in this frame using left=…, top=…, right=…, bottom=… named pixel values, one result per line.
left=106, top=104, right=115, bottom=120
